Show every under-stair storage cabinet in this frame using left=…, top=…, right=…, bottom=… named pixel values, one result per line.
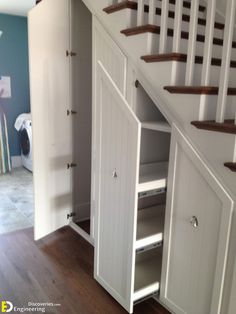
left=94, top=64, right=171, bottom=313
left=160, top=125, right=234, bottom=314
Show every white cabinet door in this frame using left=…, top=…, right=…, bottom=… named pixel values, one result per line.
left=28, top=0, right=72, bottom=240
left=94, top=62, right=141, bottom=313
left=161, top=125, right=234, bottom=314
left=91, top=17, right=128, bottom=239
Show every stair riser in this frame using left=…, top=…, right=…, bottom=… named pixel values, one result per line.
left=141, top=0, right=206, bottom=19
left=140, top=13, right=223, bottom=38
left=162, top=92, right=236, bottom=122
left=188, top=124, right=236, bottom=166
left=142, top=61, right=236, bottom=88
left=109, top=2, right=208, bottom=31
left=172, top=63, right=236, bottom=86
left=106, top=9, right=136, bottom=30
left=128, top=32, right=236, bottom=60
left=164, top=93, right=236, bottom=163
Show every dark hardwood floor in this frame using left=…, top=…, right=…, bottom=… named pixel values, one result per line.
left=0, top=227, right=170, bottom=314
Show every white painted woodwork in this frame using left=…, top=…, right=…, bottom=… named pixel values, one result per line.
left=216, top=0, right=236, bottom=123
left=134, top=82, right=169, bottom=123
left=172, top=0, right=183, bottom=53
left=201, top=0, right=216, bottom=86
left=185, top=0, right=200, bottom=85
left=135, top=205, right=165, bottom=250
left=137, top=0, right=145, bottom=26
left=161, top=125, right=234, bottom=314
left=138, top=162, right=168, bottom=193
left=94, top=62, right=141, bottom=314
left=159, top=0, right=169, bottom=53
left=134, top=249, right=162, bottom=301
left=28, top=0, right=72, bottom=240
left=142, top=121, right=171, bottom=133
left=140, top=129, right=171, bottom=165
left=92, top=18, right=128, bottom=240
left=93, top=18, right=127, bottom=95
left=148, top=0, right=156, bottom=25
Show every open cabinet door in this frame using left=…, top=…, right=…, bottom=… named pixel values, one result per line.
left=28, top=0, right=72, bottom=240
left=94, top=62, right=141, bottom=313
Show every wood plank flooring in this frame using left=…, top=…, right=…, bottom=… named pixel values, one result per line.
left=0, top=227, right=170, bottom=314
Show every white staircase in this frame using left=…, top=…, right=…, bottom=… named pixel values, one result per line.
left=84, top=0, right=236, bottom=196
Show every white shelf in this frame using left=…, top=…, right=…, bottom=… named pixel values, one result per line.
left=136, top=205, right=165, bottom=250
left=142, top=121, right=171, bottom=133
left=138, top=162, right=168, bottom=193
left=133, top=253, right=162, bottom=302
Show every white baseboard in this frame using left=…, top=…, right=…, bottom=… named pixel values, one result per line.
left=11, top=156, right=22, bottom=168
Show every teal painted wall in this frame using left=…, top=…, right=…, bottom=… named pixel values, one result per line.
left=0, top=14, right=30, bottom=157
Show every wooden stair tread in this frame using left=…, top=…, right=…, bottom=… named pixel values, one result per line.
left=103, top=0, right=137, bottom=13
left=191, top=120, right=236, bottom=134
left=164, top=86, right=236, bottom=95
left=104, top=1, right=222, bottom=29
left=224, top=162, right=236, bottom=172
left=104, top=0, right=205, bottom=13
left=121, top=25, right=236, bottom=48
left=141, top=53, right=236, bottom=68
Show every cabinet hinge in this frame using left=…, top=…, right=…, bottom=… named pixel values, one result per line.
left=67, top=163, right=77, bottom=169
left=66, top=50, right=77, bottom=57
left=67, top=109, right=77, bottom=116
left=67, top=212, right=76, bottom=220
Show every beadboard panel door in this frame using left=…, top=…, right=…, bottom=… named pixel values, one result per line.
left=161, top=125, right=234, bottom=314
left=28, top=0, right=72, bottom=240
left=93, top=18, right=127, bottom=95
left=91, top=17, right=128, bottom=240
left=94, top=62, right=141, bottom=313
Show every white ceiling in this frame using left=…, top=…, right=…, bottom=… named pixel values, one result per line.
left=0, top=0, right=35, bottom=17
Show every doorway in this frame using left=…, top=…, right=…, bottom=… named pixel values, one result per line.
left=0, top=11, right=34, bottom=235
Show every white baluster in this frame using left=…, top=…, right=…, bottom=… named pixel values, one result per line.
left=172, top=0, right=183, bottom=53
left=159, top=0, right=169, bottom=53
left=201, top=0, right=216, bottom=86
left=137, top=0, right=145, bottom=26
left=216, top=0, right=236, bottom=123
left=148, top=0, right=156, bottom=25
left=185, top=0, right=199, bottom=85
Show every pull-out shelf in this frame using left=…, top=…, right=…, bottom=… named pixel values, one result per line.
left=142, top=121, right=171, bottom=133
left=133, top=250, right=162, bottom=302
left=138, top=162, right=168, bottom=193
left=136, top=205, right=165, bottom=250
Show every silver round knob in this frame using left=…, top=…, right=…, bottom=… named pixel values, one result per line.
left=190, top=216, right=199, bottom=228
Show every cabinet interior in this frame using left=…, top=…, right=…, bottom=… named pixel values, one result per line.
left=71, top=0, right=92, bottom=235
left=133, top=81, right=171, bottom=303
